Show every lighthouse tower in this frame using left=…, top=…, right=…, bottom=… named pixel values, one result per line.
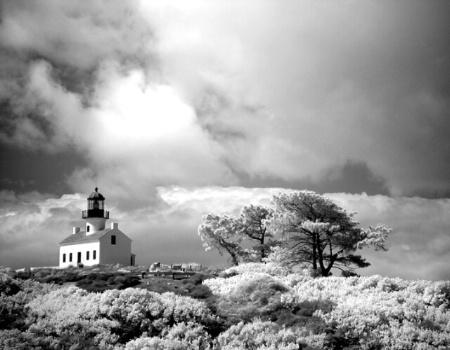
left=82, top=187, right=109, bottom=234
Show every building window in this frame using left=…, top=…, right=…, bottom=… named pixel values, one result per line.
left=111, top=235, right=116, bottom=245
left=87, top=226, right=90, bottom=232
left=63, top=254, right=66, bottom=263
left=86, top=251, right=89, bottom=260
left=69, top=253, right=72, bottom=262
left=93, top=250, right=96, bottom=259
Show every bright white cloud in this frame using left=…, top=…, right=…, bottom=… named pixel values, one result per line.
left=12, top=59, right=235, bottom=201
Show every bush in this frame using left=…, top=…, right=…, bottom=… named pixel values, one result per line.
left=0, top=329, right=34, bottom=350
left=117, top=275, right=141, bottom=289
left=0, top=272, right=21, bottom=296
left=124, top=322, right=213, bottom=350
left=39, top=275, right=63, bottom=285
left=183, top=273, right=214, bottom=285
left=74, top=273, right=141, bottom=292
left=33, top=269, right=52, bottom=279
left=217, top=319, right=322, bottom=350
left=0, top=278, right=60, bottom=331
left=2, top=262, right=450, bottom=349
left=60, top=272, right=84, bottom=283
left=216, top=275, right=290, bottom=324
left=188, top=285, right=213, bottom=299
left=23, top=286, right=219, bottom=348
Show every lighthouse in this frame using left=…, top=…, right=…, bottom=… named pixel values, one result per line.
left=59, top=188, right=135, bottom=267
left=82, top=187, right=109, bottom=234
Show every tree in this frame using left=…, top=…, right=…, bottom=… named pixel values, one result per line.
left=198, top=214, right=243, bottom=266
left=267, top=191, right=391, bottom=276
left=238, top=205, right=274, bottom=262
left=198, top=205, right=274, bottom=265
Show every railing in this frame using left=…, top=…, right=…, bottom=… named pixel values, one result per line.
left=146, top=271, right=196, bottom=280
left=82, top=210, right=109, bottom=219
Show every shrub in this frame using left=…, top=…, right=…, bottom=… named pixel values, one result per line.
left=216, top=275, right=290, bottom=324
left=117, top=275, right=141, bottom=289
left=218, top=319, right=323, bottom=350
left=33, top=269, right=52, bottom=279
left=40, top=275, right=63, bottom=285
left=0, top=329, right=34, bottom=350
left=24, top=286, right=219, bottom=348
left=0, top=272, right=21, bottom=296
left=183, top=273, right=214, bottom=285
left=0, top=278, right=60, bottom=331
left=125, top=322, right=213, bottom=350
left=188, top=285, right=213, bottom=299
left=74, top=273, right=141, bottom=292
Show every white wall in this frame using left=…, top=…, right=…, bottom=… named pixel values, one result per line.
left=99, top=228, right=132, bottom=266
left=85, top=217, right=106, bottom=234
left=59, top=242, right=100, bottom=268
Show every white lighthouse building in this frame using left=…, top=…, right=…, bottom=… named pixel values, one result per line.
left=59, top=188, right=135, bottom=268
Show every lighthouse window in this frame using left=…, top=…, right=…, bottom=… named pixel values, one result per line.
left=69, top=253, right=72, bottom=262
left=63, top=254, right=66, bottom=263
left=86, top=251, right=90, bottom=260
left=111, top=235, right=116, bottom=245
left=87, top=226, right=90, bottom=233
left=93, top=250, right=97, bottom=259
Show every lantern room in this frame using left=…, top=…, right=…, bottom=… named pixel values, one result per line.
left=82, top=187, right=109, bottom=219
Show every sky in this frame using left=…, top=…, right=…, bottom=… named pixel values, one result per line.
left=0, top=0, right=450, bottom=280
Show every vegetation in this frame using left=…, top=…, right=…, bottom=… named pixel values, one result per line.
left=198, top=204, right=274, bottom=265
left=1, top=263, right=449, bottom=349
left=0, top=190, right=444, bottom=349
left=199, top=190, right=392, bottom=276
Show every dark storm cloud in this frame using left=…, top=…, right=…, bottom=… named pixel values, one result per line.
left=0, top=143, right=85, bottom=195
left=2, top=0, right=450, bottom=198
left=236, top=161, right=389, bottom=197
left=142, top=1, right=450, bottom=197
left=0, top=0, right=154, bottom=70
left=0, top=0, right=155, bottom=150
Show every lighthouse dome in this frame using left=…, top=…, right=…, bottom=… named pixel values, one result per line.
left=88, top=187, right=105, bottom=200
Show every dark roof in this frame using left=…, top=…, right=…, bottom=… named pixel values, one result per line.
left=88, top=187, right=105, bottom=200
left=59, top=229, right=111, bottom=246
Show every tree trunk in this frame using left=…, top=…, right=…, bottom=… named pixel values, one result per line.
left=229, top=249, right=239, bottom=266
left=312, top=233, right=318, bottom=271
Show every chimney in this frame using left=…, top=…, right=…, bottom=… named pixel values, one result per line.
left=111, top=222, right=118, bottom=229
left=73, top=227, right=80, bottom=234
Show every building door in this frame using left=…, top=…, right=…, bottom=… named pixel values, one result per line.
left=77, top=252, right=81, bottom=264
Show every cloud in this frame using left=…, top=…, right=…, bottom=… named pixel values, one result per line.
left=0, top=190, right=84, bottom=268
left=2, top=1, right=450, bottom=199
left=141, top=1, right=450, bottom=196
left=0, top=0, right=153, bottom=70
left=326, top=193, right=450, bottom=280
left=0, top=57, right=235, bottom=205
